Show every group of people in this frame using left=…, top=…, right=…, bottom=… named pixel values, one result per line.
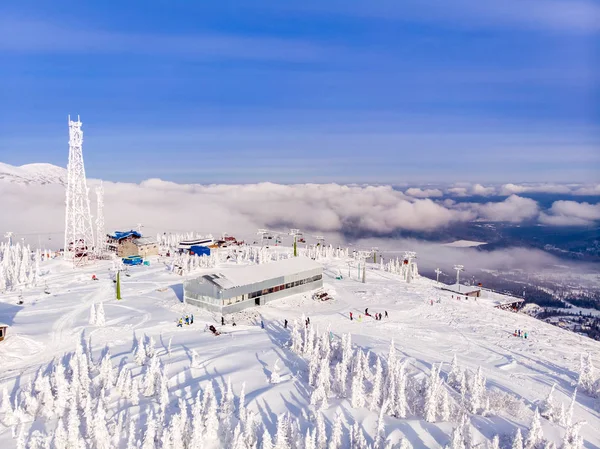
left=348, top=308, right=388, bottom=321
left=177, top=314, right=195, bottom=327
left=514, top=329, right=528, bottom=339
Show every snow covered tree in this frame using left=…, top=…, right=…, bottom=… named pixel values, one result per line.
left=93, top=398, right=111, bottom=449
left=447, top=425, right=466, bottom=449
left=373, top=402, right=386, bottom=449
left=512, top=428, right=524, bottom=449
left=67, top=398, right=84, bottom=449
left=489, top=436, right=500, bottom=449
left=96, top=302, right=106, bottom=326
left=467, top=366, right=486, bottom=415
left=561, top=421, right=586, bottom=449
left=52, top=418, right=68, bottom=449
left=304, top=428, right=316, bottom=449
left=525, top=408, right=544, bottom=449
left=425, top=363, right=442, bottom=422
left=539, top=384, right=556, bottom=421
left=126, top=418, right=138, bottom=449
left=577, top=353, right=595, bottom=396
left=566, top=389, right=577, bottom=428
left=274, top=413, right=290, bottom=449
left=330, top=409, right=345, bottom=449
left=143, top=353, right=160, bottom=396
left=142, top=411, right=158, bottom=449
left=89, top=304, right=97, bottom=325
left=439, top=388, right=451, bottom=422
left=351, top=358, right=365, bottom=408
left=316, top=413, right=327, bottom=449
left=262, top=426, right=274, bottom=449
left=370, top=357, right=383, bottom=411
left=203, top=382, right=219, bottom=441
left=134, top=336, right=147, bottom=366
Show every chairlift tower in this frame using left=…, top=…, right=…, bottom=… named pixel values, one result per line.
left=64, top=116, right=94, bottom=266
left=453, top=265, right=464, bottom=292
left=95, top=182, right=106, bottom=258
left=434, top=268, right=442, bottom=284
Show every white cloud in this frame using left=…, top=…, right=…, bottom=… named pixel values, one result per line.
left=499, top=183, right=572, bottom=196
left=470, top=195, right=540, bottom=222
left=447, top=187, right=469, bottom=197
left=572, top=185, right=600, bottom=196
left=404, top=187, right=443, bottom=198
left=471, top=183, right=496, bottom=196
left=539, top=200, right=600, bottom=226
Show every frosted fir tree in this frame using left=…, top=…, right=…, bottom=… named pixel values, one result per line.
left=144, top=353, right=161, bottom=396
left=270, top=359, right=282, bottom=384
left=330, top=409, right=345, bottom=449
left=373, top=402, right=386, bottom=449
left=67, top=398, right=84, bottom=449
left=512, top=428, right=524, bottom=449
left=447, top=425, right=466, bottom=449
left=542, top=442, right=556, bottom=449
left=134, top=336, right=147, bottom=366
left=203, top=382, right=220, bottom=441
left=93, top=399, right=111, bottom=449
left=262, top=426, right=274, bottom=449
left=0, top=385, right=10, bottom=415
left=274, top=413, right=290, bottom=449
left=395, top=360, right=408, bottom=419
left=370, top=357, right=383, bottom=411
left=89, top=304, right=97, bottom=325
left=159, top=374, right=170, bottom=419
left=146, top=336, right=156, bottom=358
left=129, top=377, right=140, bottom=406
left=425, top=363, right=442, bottom=422
left=489, top=436, right=500, bottom=449
left=167, top=336, right=173, bottom=357
left=316, top=412, right=327, bottom=449
left=304, top=428, right=317, bottom=449
left=142, top=411, right=158, bottom=449
left=467, top=366, right=486, bottom=414
left=96, top=302, right=106, bottom=327
left=439, top=388, right=451, bottom=422
left=525, top=408, right=544, bottom=449
left=52, top=418, right=68, bottom=449
left=126, top=417, right=137, bottom=449
left=351, top=359, right=366, bottom=408
left=577, top=353, right=595, bottom=396
left=238, top=382, right=247, bottom=425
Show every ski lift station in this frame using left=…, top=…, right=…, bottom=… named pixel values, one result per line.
left=183, top=256, right=323, bottom=314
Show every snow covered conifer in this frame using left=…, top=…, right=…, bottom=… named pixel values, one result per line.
left=489, top=436, right=500, bottom=449
left=304, top=428, right=316, bottom=449
left=512, top=428, right=524, bottom=449
left=439, top=388, right=451, bottom=422
left=373, top=402, right=386, bottom=449
left=316, top=412, right=327, bottom=449
left=129, top=377, right=140, bottom=406
left=447, top=425, right=465, bottom=449
left=134, top=336, right=147, bottom=366
left=370, top=357, right=383, bottom=411
left=330, top=409, right=345, bottom=449
left=126, top=418, right=138, bottom=449
left=96, top=302, right=106, bottom=326
left=577, top=353, right=594, bottom=396
left=89, top=304, right=97, bottom=325
left=274, top=413, right=290, bottom=449
left=203, top=382, right=220, bottom=441
left=52, top=418, right=68, bottom=449
left=93, top=398, right=111, bottom=449
left=525, top=408, right=543, bottom=449
left=351, top=359, right=365, bottom=408
left=67, top=398, right=84, bottom=449
left=262, top=426, right=273, bottom=449
left=142, top=411, right=157, bottom=449
left=143, top=353, right=160, bottom=396
left=566, top=389, right=577, bottom=427
left=425, top=364, right=441, bottom=422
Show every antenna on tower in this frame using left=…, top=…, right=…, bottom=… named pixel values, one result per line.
left=453, top=265, right=465, bottom=292
left=64, top=115, right=94, bottom=266
left=95, top=182, right=106, bottom=258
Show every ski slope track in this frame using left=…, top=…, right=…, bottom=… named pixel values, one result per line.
left=1, top=253, right=599, bottom=448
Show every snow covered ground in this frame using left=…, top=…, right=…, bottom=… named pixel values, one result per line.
left=443, top=241, right=487, bottom=248
left=1, top=250, right=599, bottom=448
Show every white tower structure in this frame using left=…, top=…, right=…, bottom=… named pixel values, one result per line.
left=64, top=115, right=94, bottom=266
left=95, top=182, right=106, bottom=257
left=453, top=265, right=465, bottom=291
left=435, top=268, right=442, bottom=283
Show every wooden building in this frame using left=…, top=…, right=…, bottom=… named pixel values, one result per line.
left=107, top=231, right=158, bottom=257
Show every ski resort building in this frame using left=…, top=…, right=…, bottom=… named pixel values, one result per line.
left=0, top=323, right=8, bottom=342
left=183, top=256, right=323, bottom=314
left=106, top=231, right=158, bottom=257
left=441, top=283, right=482, bottom=297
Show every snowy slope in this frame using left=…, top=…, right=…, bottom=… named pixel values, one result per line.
left=0, top=251, right=599, bottom=448
left=0, top=162, right=66, bottom=185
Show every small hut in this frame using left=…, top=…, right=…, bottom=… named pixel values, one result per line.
left=0, top=323, right=8, bottom=342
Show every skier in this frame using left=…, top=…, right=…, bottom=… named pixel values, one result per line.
left=385, top=311, right=388, bottom=318
left=430, top=299, right=433, bottom=306
left=365, top=307, right=369, bottom=315
left=284, top=319, right=288, bottom=329
left=358, top=315, right=362, bottom=322
left=261, top=320, right=264, bottom=329
left=350, top=312, right=353, bottom=321
left=190, top=314, right=194, bottom=324
left=233, top=321, right=237, bottom=327
left=221, top=316, right=225, bottom=326
left=307, top=317, right=310, bottom=325
left=524, top=331, right=528, bottom=339
left=185, top=315, right=189, bottom=325
left=177, top=318, right=183, bottom=328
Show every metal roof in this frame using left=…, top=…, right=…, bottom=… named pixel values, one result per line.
left=108, top=230, right=141, bottom=240
left=134, top=237, right=157, bottom=246
left=201, top=256, right=322, bottom=290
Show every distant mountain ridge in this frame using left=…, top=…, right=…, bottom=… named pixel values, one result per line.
left=0, top=162, right=67, bottom=185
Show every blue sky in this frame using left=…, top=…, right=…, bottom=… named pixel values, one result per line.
left=0, top=0, right=598, bottom=184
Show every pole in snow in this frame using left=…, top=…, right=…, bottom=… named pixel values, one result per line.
left=362, top=263, right=366, bottom=283
left=435, top=268, right=442, bottom=284
left=453, top=265, right=464, bottom=292
left=116, top=270, right=122, bottom=300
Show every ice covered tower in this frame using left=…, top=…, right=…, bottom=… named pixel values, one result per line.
left=95, top=181, right=106, bottom=257
left=64, top=115, right=94, bottom=265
